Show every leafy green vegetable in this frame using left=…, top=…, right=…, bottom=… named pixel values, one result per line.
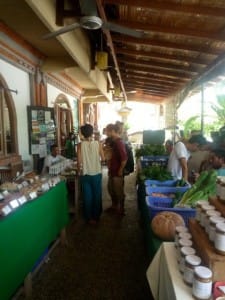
left=135, top=144, right=167, bottom=158
left=177, top=169, right=217, bottom=208
left=138, top=165, right=173, bottom=182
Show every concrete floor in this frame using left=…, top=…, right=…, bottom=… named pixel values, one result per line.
left=19, top=168, right=153, bottom=300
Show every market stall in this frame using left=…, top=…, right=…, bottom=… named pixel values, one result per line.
left=146, top=242, right=193, bottom=300
left=0, top=180, right=69, bottom=300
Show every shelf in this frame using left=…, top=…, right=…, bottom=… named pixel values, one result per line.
left=189, top=218, right=225, bottom=281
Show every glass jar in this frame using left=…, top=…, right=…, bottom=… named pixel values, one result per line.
left=177, top=238, right=193, bottom=262
left=192, top=266, right=213, bottom=300
left=215, top=222, right=225, bottom=255
left=179, top=246, right=196, bottom=273
left=178, top=232, right=192, bottom=240
left=200, top=204, right=215, bottom=228
left=220, top=183, right=225, bottom=201
left=183, top=254, right=201, bottom=286
left=174, top=225, right=188, bottom=248
left=205, top=210, right=221, bottom=234
left=216, top=178, right=221, bottom=198
left=196, top=200, right=209, bottom=222
left=209, top=216, right=225, bottom=242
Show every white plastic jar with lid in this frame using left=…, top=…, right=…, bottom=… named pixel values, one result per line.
left=209, top=216, right=225, bottom=242
left=174, top=225, right=188, bottom=248
left=178, top=232, right=192, bottom=240
left=179, top=246, right=196, bottom=273
left=200, top=204, right=215, bottom=228
left=196, top=200, right=209, bottom=222
left=216, top=178, right=222, bottom=198
left=192, top=266, right=213, bottom=300
left=205, top=210, right=221, bottom=234
left=219, top=183, right=225, bottom=201
left=183, top=254, right=201, bottom=286
left=177, top=238, right=193, bottom=262
left=215, top=222, right=225, bottom=255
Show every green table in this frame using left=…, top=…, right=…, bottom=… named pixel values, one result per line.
left=137, top=183, right=162, bottom=260
left=0, top=181, right=69, bottom=300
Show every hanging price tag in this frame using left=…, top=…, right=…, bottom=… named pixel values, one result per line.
left=29, top=191, right=37, bottom=200
left=2, top=205, right=12, bottom=216
left=17, top=184, right=23, bottom=190
left=22, top=181, right=29, bottom=187
left=18, top=196, right=27, bottom=205
left=9, top=199, right=19, bottom=209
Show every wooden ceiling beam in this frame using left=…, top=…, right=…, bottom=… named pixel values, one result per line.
left=117, top=56, right=200, bottom=74
left=122, top=66, right=192, bottom=80
left=126, top=93, right=165, bottom=103
left=120, top=60, right=197, bottom=76
left=112, top=20, right=225, bottom=41
left=121, top=72, right=187, bottom=85
left=123, top=81, right=173, bottom=93
left=112, top=35, right=221, bottom=55
left=123, top=77, right=181, bottom=89
left=114, top=47, right=209, bottom=66
left=103, top=0, right=225, bottom=18
left=123, top=82, right=171, bottom=92
left=121, top=70, right=188, bottom=82
left=121, top=68, right=190, bottom=82
left=95, top=0, right=128, bottom=101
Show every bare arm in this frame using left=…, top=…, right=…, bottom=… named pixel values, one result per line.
left=179, top=157, right=188, bottom=181
left=77, top=143, right=82, bottom=174
left=99, top=142, right=105, bottom=162
left=118, top=159, right=127, bottom=177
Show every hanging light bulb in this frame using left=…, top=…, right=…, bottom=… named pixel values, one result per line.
left=117, top=100, right=132, bottom=117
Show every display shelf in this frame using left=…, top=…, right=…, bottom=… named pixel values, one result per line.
left=189, top=218, right=225, bottom=282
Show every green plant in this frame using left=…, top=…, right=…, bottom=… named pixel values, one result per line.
left=178, top=115, right=221, bottom=140
left=211, top=94, right=225, bottom=124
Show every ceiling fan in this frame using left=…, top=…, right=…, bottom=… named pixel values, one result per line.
left=42, top=0, right=145, bottom=40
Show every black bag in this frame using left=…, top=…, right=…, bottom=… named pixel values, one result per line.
left=123, top=142, right=134, bottom=176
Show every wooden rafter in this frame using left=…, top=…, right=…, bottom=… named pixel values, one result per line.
left=112, top=35, right=220, bottom=55
left=112, top=20, right=225, bottom=41
left=114, top=47, right=209, bottom=66
left=121, top=72, right=188, bottom=84
left=103, top=0, right=225, bottom=18
left=117, top=57, right=201, bottom=73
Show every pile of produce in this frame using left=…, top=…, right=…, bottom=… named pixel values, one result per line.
left=151, top=211, right=185, bottom=241
left=138, top=164, right=173, bottom=182
left=177, top=169, right=217, bottom=208
left=135, top=144, right=166, bottom=158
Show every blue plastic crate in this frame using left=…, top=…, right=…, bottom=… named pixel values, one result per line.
left=145, top=185, right=189, bottom=196
left=145, top=196, right=196, bottom=226
left=144, top=179, right=177, bottom=187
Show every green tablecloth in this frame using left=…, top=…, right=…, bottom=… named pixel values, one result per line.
left=137, top=183, right=162, bottom=260
left=0, top=181, right=69, bottom=300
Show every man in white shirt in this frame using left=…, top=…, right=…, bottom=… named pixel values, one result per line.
left=42, top=144, right=64, bottom=174
left=167, top=135, right=207, bottom=181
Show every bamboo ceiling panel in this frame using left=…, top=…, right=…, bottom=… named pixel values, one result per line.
left=99, top=0, right=225, bottom=103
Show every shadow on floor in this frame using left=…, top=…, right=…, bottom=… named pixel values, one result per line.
left=19, top=169, right=153, bottom=300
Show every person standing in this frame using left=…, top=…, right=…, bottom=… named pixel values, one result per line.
left=77, top=124, right=105, bottom=225
left=106, top=123, right=128, bottom=216
left=167, top=135, right=207, bottom=182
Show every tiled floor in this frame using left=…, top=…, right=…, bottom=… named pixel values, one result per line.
left=18, top=168, right=153, bottom=300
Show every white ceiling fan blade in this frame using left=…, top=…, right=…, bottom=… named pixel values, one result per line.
left=102, top=21, right=145, bottom=38
left=42, top=22, right=81, bottom=40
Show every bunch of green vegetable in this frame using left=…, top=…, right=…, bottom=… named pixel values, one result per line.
left=138, top=164, right=173, bottom=182
left=177, top=170, right=217, bottom=208
left=135, top=144, right=166, bottom=158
